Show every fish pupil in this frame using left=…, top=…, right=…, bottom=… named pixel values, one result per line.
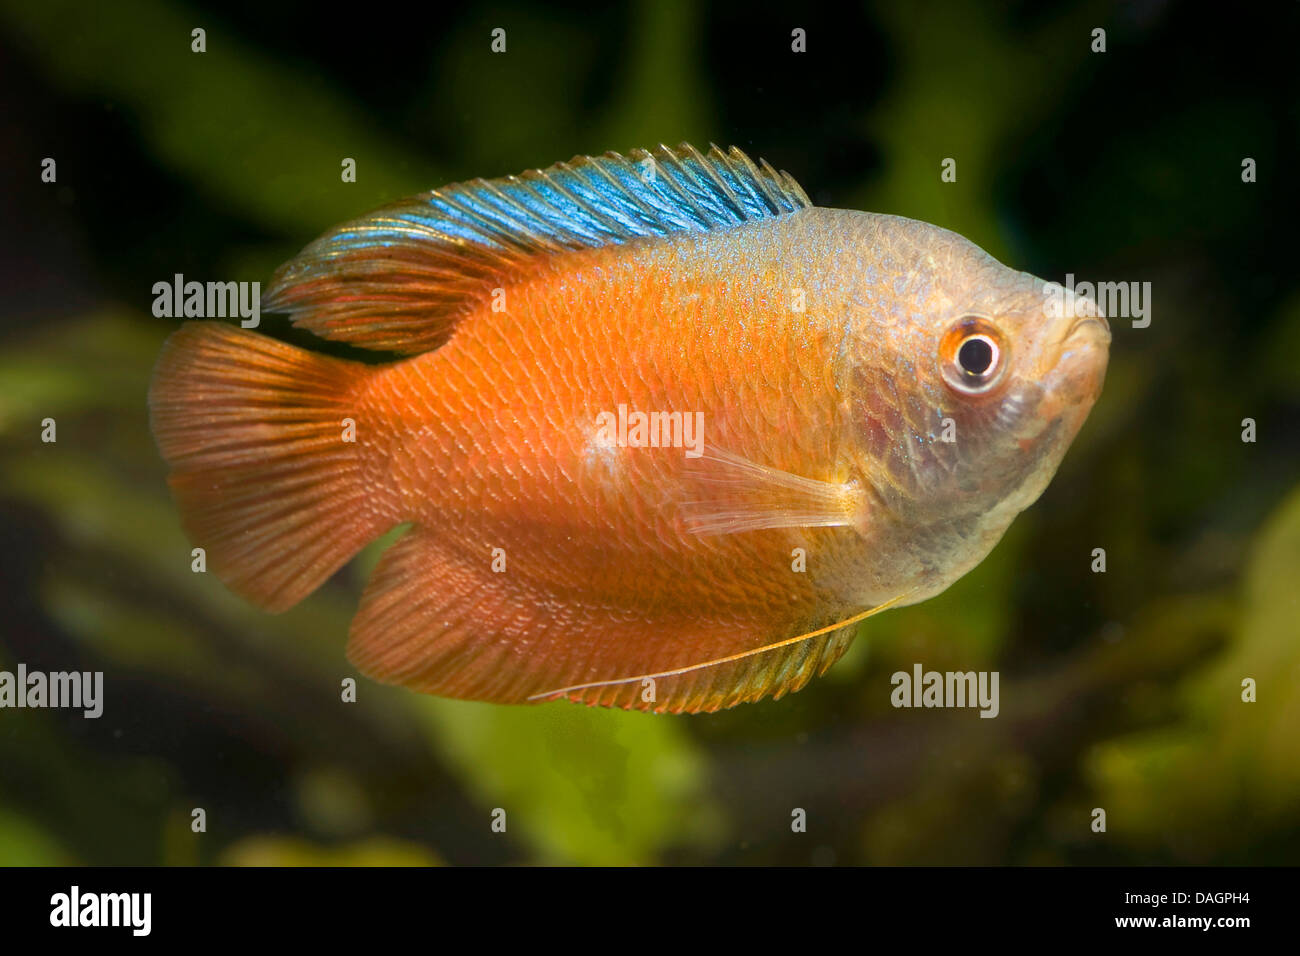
left=958, top=337, right=995, bottom=376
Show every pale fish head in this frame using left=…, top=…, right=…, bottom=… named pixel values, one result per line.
left=839, top=212, right=1110, bottom=590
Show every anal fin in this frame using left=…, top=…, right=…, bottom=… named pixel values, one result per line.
left=347, top=526, right=874, bottom=713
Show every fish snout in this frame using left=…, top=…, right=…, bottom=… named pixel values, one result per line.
left=1066, top=312, right=1111, bottom=343
left=1039, top=313, right=1111, bottom=423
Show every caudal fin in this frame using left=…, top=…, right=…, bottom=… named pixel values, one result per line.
left=149, top=322, right=392, bottom=612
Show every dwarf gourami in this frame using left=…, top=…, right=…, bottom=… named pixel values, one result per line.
left=149, top=143, right=1109, bottom=714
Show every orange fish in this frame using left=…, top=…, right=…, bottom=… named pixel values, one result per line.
left=149, top=144, right=1109, bottom=714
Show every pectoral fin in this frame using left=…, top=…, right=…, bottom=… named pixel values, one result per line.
left=679, top=446, right=865, bottom=534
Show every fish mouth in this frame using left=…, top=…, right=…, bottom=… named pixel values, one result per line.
left=1038, top=315, right=1111, bottom=426
left=1065, top=313, right=1111, bottom=342
left=1052, top=290, right=1111, bottom=343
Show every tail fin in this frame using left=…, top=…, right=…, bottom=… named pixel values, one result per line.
left=149, top=322, right=392, bottom=612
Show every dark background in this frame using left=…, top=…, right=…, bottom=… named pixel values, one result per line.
left=0, top=0, right=1297, bottom=865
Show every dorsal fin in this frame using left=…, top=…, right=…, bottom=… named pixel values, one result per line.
left=263, top=143, right=811, bottom=354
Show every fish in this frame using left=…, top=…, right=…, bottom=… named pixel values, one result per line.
left=148, top=143, right=1110, bottom=714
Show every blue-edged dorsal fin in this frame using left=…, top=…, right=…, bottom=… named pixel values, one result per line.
left=263, top=143, right=811, bottom=354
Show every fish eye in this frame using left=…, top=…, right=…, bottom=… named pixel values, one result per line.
left=940, top=317, right=1008, bottom=396
left=958, top=336, right=995, bottom=375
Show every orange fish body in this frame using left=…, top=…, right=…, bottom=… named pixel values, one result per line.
left=150, top=145, right=1109, bottom=713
